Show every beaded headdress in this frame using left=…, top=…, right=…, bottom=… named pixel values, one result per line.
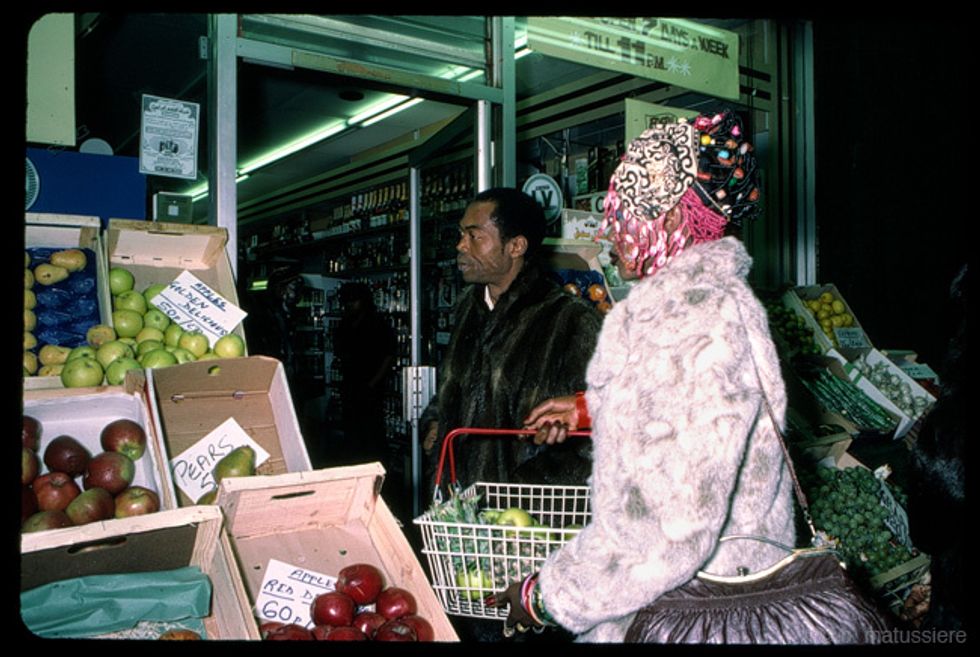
left=601, top=109, right=761, bottom=278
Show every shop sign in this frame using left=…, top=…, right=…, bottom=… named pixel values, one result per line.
left=523, top=173, right=564, bottom=223
left=140, top=94, right=200, bottom=180
left=625, top=98, right=699, bottom=144
left=150, top=270, right=247, bottom=348
left=527, top=17, right=740, bottom=101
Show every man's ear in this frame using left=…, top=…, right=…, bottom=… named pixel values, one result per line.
left=507, top=234, right=528, bottom=258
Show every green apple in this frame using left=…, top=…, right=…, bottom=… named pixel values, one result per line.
left=135, top=326, right=165, bottom=345
left=137, top=339, right=165, bottom=358
left=96, top=340, right=135, bottom=369
left=86, top=323, right=117, bottom=348
left=178, top=330, right=210, bottom=358
left=140, top=348, right=178, bottom=370
left=61, top=357, right=104, bottom=388
left=119, top=337, right=137, bottom=348
left=143, top=283, right=168, bottom=311
left=495, top=507, right=536, bottom=528
left=171, top=347, right=197, bottom=364
left=108, top=267, right=136, bottom=296
left=105, top=356, right=142, bottom=386
left=455, top=567, right=493, bottom=601
left=163, top=323, right=184, bottom=348
left=114, top=289, right=147, bottom=315
left=142, top=308, right=171, bottom=332
left=213, top=334, right=245, bottom=358
left=196, top=351, right=221, bottom=361
left=67, top=345, right=98, bottom=362
left=112, top=309, right=144, bottom=338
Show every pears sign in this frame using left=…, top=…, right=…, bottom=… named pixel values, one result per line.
left=170, top=417, right=270, bottom=503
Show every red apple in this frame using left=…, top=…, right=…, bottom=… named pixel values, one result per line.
left=23, top=416, right=41, bottom=451
left=43, top=435, right=91, bottom=478
left=22, top=509, right=73, bottom=533
left=376, top=586, right=418, bottom=620
left=66, top=487, right=115, bottom=525
left=259, top=621, right=285, bottom=639
left=22, top=484, right=38, bottom=524
left=100, top=418, right=147, bottom=461
left=114, top=485, right=160, bottom=518
left=22, top=447, right=39, bottom=486
left=399, top=614, right=435, bottom=642
left=263, top=624, right=314, bottom=641
left=352, top=611, right=387, bottom=639
left=313, top=625, right=367, bottom=641
left=375, top=619, right=418, bottom=641
left=310, top=591, right=356, bottom=627
left=33, top=471, right=82, bottom=511
left=336, top=562, right=385, bottom=604
left=83, top=451, right=135, bottom=495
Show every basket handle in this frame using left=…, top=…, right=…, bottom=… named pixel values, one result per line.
left=433, top=427, right=591, bottom=503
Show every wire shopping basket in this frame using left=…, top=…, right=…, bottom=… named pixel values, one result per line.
left=413, top=427, right=592, bottom=620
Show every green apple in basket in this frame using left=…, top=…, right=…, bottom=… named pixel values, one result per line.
left=495, top=506, right=538, bottom=539
left=456, top=566, right=493, bottom=601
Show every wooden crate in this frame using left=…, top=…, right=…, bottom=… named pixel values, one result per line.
left=217, top=463, right=459, bottom=641
left=21, top=505, right=260, bottom=640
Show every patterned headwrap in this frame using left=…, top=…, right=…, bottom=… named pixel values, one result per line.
left=601, top=109, right=761, bottom=278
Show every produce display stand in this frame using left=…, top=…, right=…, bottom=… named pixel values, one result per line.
left=414, top=428, right=591, bottom=621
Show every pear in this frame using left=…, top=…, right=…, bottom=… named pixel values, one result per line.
left=24, top=351, right=38, bottom=375
left=25, top=309, right=36, bottom=332
left=86, top=324, right=118, bottom=348
left=25, top=289, right=36, bottom=310
left=33, top=263, right=69, bottom=286
left=24, top=332, right=37, bottom=351
left=213, top=445, right=256, bottom=484
left=39, top=344, right=72, bottom=366
left=196, top=488, right=218, bottom=505
left=25, top=251, right=30, bottom=268
left=38, top=363, right=65, bottom=378
left=50, top=249, right=87, bottom=272
left=25, top=269, right=34, bottom=289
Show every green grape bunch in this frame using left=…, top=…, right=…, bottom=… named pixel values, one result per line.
left=802, top=466, right=914, bottom=581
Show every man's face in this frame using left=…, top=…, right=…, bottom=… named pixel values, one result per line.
left=456, top=201, right=520, bottom=287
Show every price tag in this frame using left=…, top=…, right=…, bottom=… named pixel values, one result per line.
left=874, top=468, right=912, bottom=549
left=899, top=361, right=939, bottom=382
left=170, top=417, right=270, bottom=503
left=254, top=559, right=337, bottom=628
left=834, top=327, right=871, bottom=350
left=150, top=271, right=247, bottom=348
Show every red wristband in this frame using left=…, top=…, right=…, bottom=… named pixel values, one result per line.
left=575, top=391, right=591, bottom=429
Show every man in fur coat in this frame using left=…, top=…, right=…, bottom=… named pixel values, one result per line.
left=420, top=187, right=602, bottom=501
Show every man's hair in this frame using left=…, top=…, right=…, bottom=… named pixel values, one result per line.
left=471, top=187, right=546, bottom=261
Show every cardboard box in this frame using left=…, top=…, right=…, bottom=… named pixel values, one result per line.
left=845, top=348, right=937, bottom=439
left=543, top=237, right=616, bottom=310
left=104, top=219, right=247, bottom=350
left=21, top=505, right=260, bottom=640
left=146, top=356, right=312, bottom=506
left=25, top=213, right=112, bottom=391
left=782, top=284, right=872, bottom=361
left=23, top=378, right=178, bottom=513
left=216, top=463, right=458, bottom=641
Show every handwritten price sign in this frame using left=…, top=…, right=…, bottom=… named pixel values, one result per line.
left=255, top=559, right=338, bottom=628
left=149, top=271, right=247, bottom=348
left=170, top=417, right=270, bottom=503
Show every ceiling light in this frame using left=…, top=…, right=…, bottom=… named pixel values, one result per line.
left=360, top=97, right=425, bottom=127
left=347, top=94, right=411, bottom=125
left=457, top=69, right=484, bottom=82
left=515, top=46, right=533, bottom=59
left=238, top=121, right=348, bottom=175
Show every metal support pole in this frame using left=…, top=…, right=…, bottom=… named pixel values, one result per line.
left=207, top=14, right=238, bottom=280
left=793, top=20, right=817, bottom=285
left=408, top=165, right=423, bottom=517
left=475, top=100, right=492, bottom=192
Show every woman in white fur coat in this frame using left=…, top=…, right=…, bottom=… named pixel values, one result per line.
left=489, top=110, right=798, bottom=642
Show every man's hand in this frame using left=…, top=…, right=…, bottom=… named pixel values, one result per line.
left=522, top=395, right=578, bottom=445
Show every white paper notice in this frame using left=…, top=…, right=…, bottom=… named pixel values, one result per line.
left=150, top=271, right=247, bottom=348
left=255, top=559, right=338, bottom=628
left=170, top=417, right=270, bottom=503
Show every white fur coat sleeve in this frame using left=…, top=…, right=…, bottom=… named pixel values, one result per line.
left=538, top=238, right=794, bottom=641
